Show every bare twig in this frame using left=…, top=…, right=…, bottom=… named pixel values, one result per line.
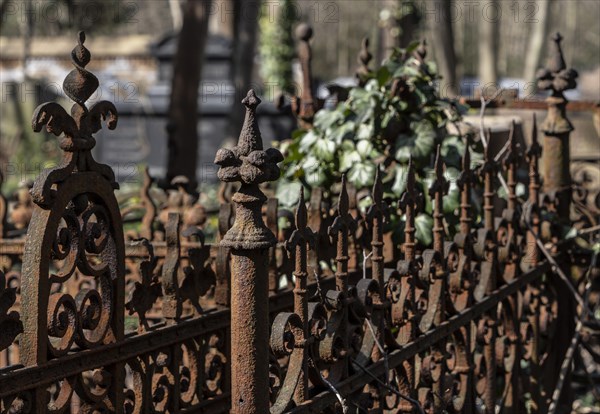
left=479, top=88, right=505, bottom=148
left=363, top=249, right=373, bottom=279
left=351, top=359, right=425, bottom=414
left=310, top=357, right=350, bottom=413
left=548, top=251, right=597, bottom=414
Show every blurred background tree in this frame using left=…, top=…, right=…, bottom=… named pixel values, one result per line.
left=258, top=0, right=297, bottom=99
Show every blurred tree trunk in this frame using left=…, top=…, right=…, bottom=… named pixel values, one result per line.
left=430, top=0, right=458, bottom=97
left=166, top=0, right=212, bottom=186
left=523, top=0, right=551, bottom=86
left=168, top=0, right=183, bottom=30
left=226, top=0, right=261, bottom=142
left=377, top=0, right=420, bottom=63
left=210, top=0, right=237, bottom=39
left=478, top=0, right=499, bottom=92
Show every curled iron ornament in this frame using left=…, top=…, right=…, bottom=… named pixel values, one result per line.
left=30, top=31, right=118, bottom=207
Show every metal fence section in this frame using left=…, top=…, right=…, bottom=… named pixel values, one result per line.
left=0, top=31, right=598, bottom=414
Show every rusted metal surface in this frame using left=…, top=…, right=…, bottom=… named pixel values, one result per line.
left=214, top=89, right=283, bottom=414
left=537, top=32, right=578, bottom=218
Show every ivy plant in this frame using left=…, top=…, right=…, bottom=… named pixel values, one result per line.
left=276, top=42, right=479, bottom=246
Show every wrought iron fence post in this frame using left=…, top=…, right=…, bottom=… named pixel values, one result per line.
left=20, top=31, right=124, bottom=411
left=537, top=32, right=577, bottom=219
left=214, top=90, right=283, bottom=414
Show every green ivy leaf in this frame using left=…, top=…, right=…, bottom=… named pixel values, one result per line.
left=276, top=180, right=303, bottom=207
left=340, top=150, right=362, bottom=171
left=348, top=161, right=375, bottom=188
left=395, top=119, right=437, bottom=163
left=313, top=138, right=336, bottom=161
left=415, top=214, right=433, bottom=246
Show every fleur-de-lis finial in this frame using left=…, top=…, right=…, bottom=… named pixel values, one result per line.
left=30, top=31, right=118, bottom=207
left=215, top=90, right=283, bottom=250
left=536, top=32, right=578, bottom=97
left=215, top=90, right=283, bottom=186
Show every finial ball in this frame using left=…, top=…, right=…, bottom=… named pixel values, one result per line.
left=296, top=23, right=313, bottom=42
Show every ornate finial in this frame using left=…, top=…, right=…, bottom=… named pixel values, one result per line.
left=526, top=114, right=542, bottom=205
left=338, top=175, right=350, bottom=216
left=356, top=37, right=373, bottom=86
left=215, top=90, right=282, bottom=186
left=286, top=187, right=315, bottom=252
left=399, top=157, right=420, bottom=261
left=536, top=32, right=578, bottom=98
left=429, top=145, right=449, bottom=200
left=527, top=114, right=541, bottom=159
left=458, top=141, right=473, bottom=236
left=328, top=175, right=357, bottom=235
left=549, top=32, right=566, bottom=73
left=215, top=90, right=283, bottom=249
left=296, top=23, right=313, bottom=42
left=63, top=31, right=99, bottom=108
left=367, top=166, right=389, bottom=224
left=292, top=23, right=319, bottom=127
left=480, top=129, right=496, bottom=231
left=430, top=146, right=448, bottom=254
left=30, top=32, right=118, bottom=207
left=372, top=166, right=383, bottom=206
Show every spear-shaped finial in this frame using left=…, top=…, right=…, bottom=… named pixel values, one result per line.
left=526, top=114, right=542, bottom=205
left=457, top=141, right=473, bottom=235
left=480, top=129, right=496, bottom=231
left=328, top=175, right=357, bottom=293
left=399, top=157, right=421, bottom=261
left=430, top=146, right=448, bottom=254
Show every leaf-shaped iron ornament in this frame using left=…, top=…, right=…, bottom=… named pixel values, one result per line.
left=30, top=31, right=118, bottom=207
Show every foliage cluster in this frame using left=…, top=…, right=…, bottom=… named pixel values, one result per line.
left=276, top=42, right=475, bottom=245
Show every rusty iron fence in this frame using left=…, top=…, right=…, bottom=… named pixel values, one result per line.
left=0, top=30, right=599, bottom=414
